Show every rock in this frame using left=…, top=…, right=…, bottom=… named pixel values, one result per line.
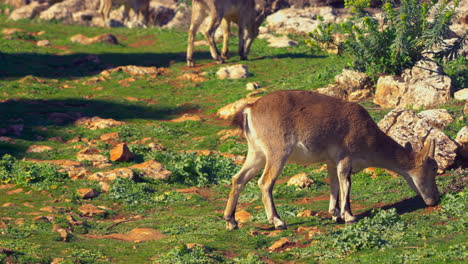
left=74, top=116, right=125, bottom=130
left=2, top=203, right=16, bottom=207
left=455, top=126, right=468, bottom=160
left=36, top=39, right=51, bottom=47
left=217, top=128, right=242, bottom=140
left=70, top=33, right=118, bottom=45
left=268, top=237, right=291, bottom=251
left=297, top=210, right=316, bottom=217
left=454, top=89, right=468, bottom=101
left=267, top=36, right=299, bottom=48
left=118, top=77, right=136, bottom=86
left=77, top=153, right=111, bottom=168
left=100, top=132, right=120, bottom=145
left=53, top=225, right=69, bottom=242
left=26, top=145, right=53, bottom=153
left=170, top=114, right=203, bottom=123
left=162, top=3, right=190, bottom=29
left=216, top=97, right=261, bottom=120
left=378, top=108, right=459, bottom=172
left=465, top=102, right=468, bottom=116
left=102, top=228, right=165, bottom=242
left=101, top=65, right=166, bottom=77
left=110, top=143, right=134, bottom=162
left=129, top=160, right=172, bottom=180
left=265, top=7, right=349, bottom=36
left=177, top=72, right=206, bottom=82
left=216, top=64, right=249, bottom=80
left=417, top=109, right=454, bottom=129
left=88, top=168, right=135, bottom=184
left=8, top=2, right=50, bottom=21
left=316, top=69, right=373, bottom=102
left=374, top=59, right=452, bottom=109
left=72, top=10, right=100, bottom=23
left=149, top=3, right=176, bottom=26
left=30, top=159, right=90, bottom=180
left=78, top=204, right=107, bottom=217
left=40, top=206, right=58, bottom=213
left=246, top=82, right=260, bottom=91
left=77, top=188, right=99, bottom=199
left=287, top=173, right=314, bottom=188
left=235, top=210, right=252, bottom=223
left=39, top=0, right=99, bottom=21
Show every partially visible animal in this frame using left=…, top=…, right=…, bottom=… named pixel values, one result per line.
left=224, top=90, right=440, bottom=230
left=187, top=0, right=275, bottom=67
left=99, top=0, right=151, bottom=26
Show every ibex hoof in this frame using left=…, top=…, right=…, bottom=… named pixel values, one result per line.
left=187, top=60, right=195, bottom=67
left=221, top=54, right=229, bottom=60
left=216, top=59, right=225, bottom=65
left=226, top=219, right=238, bottom=230
left=273, top=218, right=287, bottom=230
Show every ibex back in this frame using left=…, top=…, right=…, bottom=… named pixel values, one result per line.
left=224, top=90, right=440, bottom=230
left=186, top=0, right=266, bottom=67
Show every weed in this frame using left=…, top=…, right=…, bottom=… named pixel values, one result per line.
left=156, top=244, right=224, bottom=264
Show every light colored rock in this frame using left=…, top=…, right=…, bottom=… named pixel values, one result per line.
left=287, top=172, right=314, bottom=189
left=100, top=132, right=120, bottom=145
left=162, top=3, right=190, bottom=29
left=101, top=65, right=166, bottom=77
left=88, top=168, right=135, bottom=183
left=72, top=10, right=100, bottom=23
left=39, top=0, right=99, bottom=21
left=36, top=39, right=51, bottom=47
left=216, top=97, right=261, bottom=120
left=77, top=153, right=111, bottom=168
left=235, top=210, right=252, bottom=223
left=170, top=114, right=203, bottom=122
left=374, top=59, right=452, bottom=109
left=268, top=237, right=291, bottom=251
left=267, top=36, right=299, bottom=48
left=265, top=7, right=349, bottom=35
left=216, top=64, right=249, bottom=80
left=78, top=204, right=107, bottom=217
left=297, top=210, right=316, bottom=217
left=110, top=143, right=134, bottom=162
left=177, top=72, right=206, bottom=82
left=417, top=109, right=454, bottom=129
left=77, top=188, right=99, bottom=199
left=26, top=145, right=52, bottom=153
left=129, top=160, right=172, bottom=180
left=316, top=69, right=372, bottom=102
left=378, top=108, right=459, bottom=172
left=8, top=1, right=49, bottom=21
left=53, top=224, right=69, bottom=241
left=454, top=89, right=468, bottom=101
left=455, top=126, right=468, bottom=160
left=100, top=228, right=165, bottom=242
left=70, top=33, right=118, bottom=45
left=246, top=82, right=260, bottom=91
left=74, top=116, right=125, bottom=130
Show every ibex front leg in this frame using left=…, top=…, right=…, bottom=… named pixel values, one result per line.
left=327, top=162, right=341, bottom=222
left=221, top=19, right=230, bottom=60
left=337, top=157, right=356, bottom=223
left=204, top=15, right=224, bottom=64
left=224, top=150, right=265, bottom=230
left=186, top=4, right=206, bottom=67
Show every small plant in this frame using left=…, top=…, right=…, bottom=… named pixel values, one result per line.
left=156, top=244, right=224, bottom=264
left=118, top=125, right=142, bottom=142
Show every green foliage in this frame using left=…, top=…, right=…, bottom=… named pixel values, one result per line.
left=151, top=123, right=185, bottom=140
left=156, top=245, right=224, bottom=264
left=441, top=191, right=467, bottom=219
left=442, top=57, right=468, bottom=91
left=65, top=248, right=110, bottom=264
left=307, top=0, right=461, bottom=79
left=302, top=209, right=408, bottom=259
left=144, top=151, right=239, bottom=187
left=108, top=177, right=156, bottom=205
left=118, top=125, right=142, bottom=142
left=0, top=154, right=68, bottom=190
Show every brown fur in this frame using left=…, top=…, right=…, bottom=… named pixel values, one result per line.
left=186, top=0, right=276, bottom=67
left=225, top=90, right=439, bottom=230
left=99, top=0, right=151, bottom=25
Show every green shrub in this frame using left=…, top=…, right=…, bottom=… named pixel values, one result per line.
left=0, top=154, right=68, bottom=190
left=108, top=177, right=157, bottom=206
left=144, top=151, right=239, bottom=187
left=118, top=125, right=142, bottom=142
left=307, top=0, right=461, bottom=79
left=156, top=245, right=224, bottom=264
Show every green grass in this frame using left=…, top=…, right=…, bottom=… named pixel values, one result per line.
left=0, top=14, right=466, bottom=264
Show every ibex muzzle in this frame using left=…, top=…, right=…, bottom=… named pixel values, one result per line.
left=224, top=90, right=440, bottom=230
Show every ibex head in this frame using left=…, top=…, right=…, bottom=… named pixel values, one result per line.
left=407, top=139, right=440, bottom=206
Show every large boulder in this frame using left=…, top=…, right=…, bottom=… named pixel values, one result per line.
left=8, top=1, right=50, bottom=20
left=39, top=0, right=99, bottom=21
left=374, top=59, right=452, bottom=109
left=378, top=108, right=459, bottom=172
left=455, top=126, right=468, bottom=161
left=265, top=7, right=349, bottom=35
left=316, top=69, right=373, bottom=102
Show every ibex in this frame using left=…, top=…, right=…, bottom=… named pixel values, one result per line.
left=187, top=0, right=271, bottom=67
left=99, top=0, right=150, bottom=25
left=224, top=90, right=440, bottom=230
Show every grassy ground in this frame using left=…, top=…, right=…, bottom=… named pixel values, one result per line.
left=0, top=13, right=466, bottom=264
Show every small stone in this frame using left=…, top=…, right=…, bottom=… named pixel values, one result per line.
left=40, top=206, right=57, bottom=213
left=2, top=203, right=16, bottom=207
left=129, top=160, right=172, bottom=180
left=26, top=145, right=53, bottom=153
left=297, top=210, right=316, bottom=217
left=77, top=188, right=100, bottom=199
left=36, top=39, right=51, bottom=47
left=287, top=173, right=314, bottom=188
left=246, top=82, right=260, bottom=91
left=235, top=210, right=252, bottom=223
left=454, top=88, right=468, bottom=101
left=267, top=36, right=299, bottom=48
left=216, top=64, right=249, bottom=80
left=110, top=143, right=134, bottom=162
left=70, top=33, right=118, bottom=45
left=78, top=204, right=107, bottom=217
left=268, top=237, right=291, bottom=251
left=88, top=168, right=135, bottom=183
left=170, top=114, right=203, bottom=123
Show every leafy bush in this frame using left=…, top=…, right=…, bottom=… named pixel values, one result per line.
left=0, top=154, right=68, bottom=190
left=441, top=191, right=467, bottom=218
left=307, top=0, right=461, bottom=79
left=144, top=151, right=239, bottom=187
left=108, top=177, right=157, bottom=205
left=151, top=123, right=185, bottom=139
left=118, top=125, right=142, bottom=142
left=302, top=208, right=408, bottom=259
left=156, top=245, right=224, bottom=264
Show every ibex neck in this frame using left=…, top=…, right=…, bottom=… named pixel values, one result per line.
left=371, top=132, right=416, bottom=175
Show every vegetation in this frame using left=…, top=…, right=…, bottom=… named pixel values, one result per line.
left=0, top=6, right=466, bottom=264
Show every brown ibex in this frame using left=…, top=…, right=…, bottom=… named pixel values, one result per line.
left=99, top=0, right=151, bottom=26
left=224, top=90, right=440, bottom=230
left=187, top=0, right=273, bottom=67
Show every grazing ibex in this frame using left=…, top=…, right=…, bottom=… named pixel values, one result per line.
left=99, top=0, right=151, bottom=26
left=224, top=90, right=440, bottom=230
left=187, top=0, right=272, bottom=67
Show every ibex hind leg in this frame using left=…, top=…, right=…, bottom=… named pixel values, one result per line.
left=327, top=162, right=342, bottom=222
left=204, top=15, right=224, bottom=64
left=337, top=158, right=356, bottom=224
left=224, top=149, right=265, bottom=230
left=221, top=19, right=230, bottom=60
left=186, top=3, right=206, bottom=67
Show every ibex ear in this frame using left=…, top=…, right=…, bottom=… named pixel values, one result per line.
left=422, top=139, right=436, bottom=161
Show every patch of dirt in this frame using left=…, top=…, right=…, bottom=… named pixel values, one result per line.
left=421, top=205, right=441, bottom=214
left=180, top=61, right=219, bottom=71
left=128, top=37, right=156, bottom=48
left=85, top=228, right=165, bottom=242
left=175, top=187, right=216, bottom=200
left=51, top=45, right=71, bottom=51
left=293, top=194, right=329, bottom=205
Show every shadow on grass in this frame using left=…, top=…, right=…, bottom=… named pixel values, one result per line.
left=356, top=196, right=428, bottom=220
